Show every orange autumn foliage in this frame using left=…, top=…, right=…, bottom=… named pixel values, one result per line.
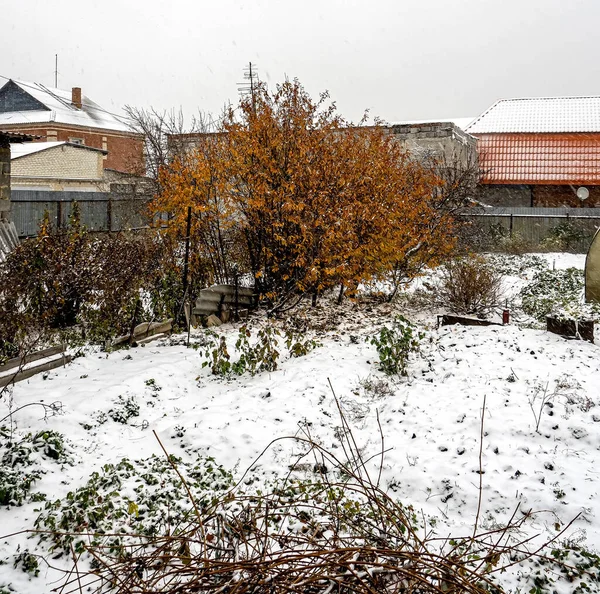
left=152, top=79, right=458, bottom=306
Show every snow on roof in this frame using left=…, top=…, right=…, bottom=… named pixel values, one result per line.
left=466, top=96, right=600, bottom=134
left=389, top=117, right=476, bottom=132
left=10, top=141, right=66, bottom=159
left=0, top=80, right=134, bottom=133
left=10, top=141, right=107, bottom=159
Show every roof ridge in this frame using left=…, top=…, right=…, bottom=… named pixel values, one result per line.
left=498, top=95, right=600, bottom=102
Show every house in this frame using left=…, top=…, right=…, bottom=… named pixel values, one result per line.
left=466, top=97, right=600, bottom=207
left=10, top=141, right=108, bottom=192
left=168, top=119, right=478, bottom=167
left=381, top=120, right=477, bottom=165
left=0, top=80, right=144, bottom=175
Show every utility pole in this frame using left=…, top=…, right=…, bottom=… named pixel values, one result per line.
left=54, top=54, right=58, bottom=87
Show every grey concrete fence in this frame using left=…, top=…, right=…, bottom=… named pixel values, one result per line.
left=11, top=190, right=152, bottom=237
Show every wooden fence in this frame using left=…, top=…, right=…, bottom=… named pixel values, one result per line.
left=463, top=207, right=600, bottom=252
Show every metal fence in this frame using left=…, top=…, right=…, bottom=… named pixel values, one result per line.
left=462, top=207, right=600, bottom=253
left=11, top=190, right=151, bottom=237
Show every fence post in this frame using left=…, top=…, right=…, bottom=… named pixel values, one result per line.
left=509, top=214, right=514, bottom=238
left=56, top=201, right=63, bottom=229
left=107, top=195, right=112, bottom=232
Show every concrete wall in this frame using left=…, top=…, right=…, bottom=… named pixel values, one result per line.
left=386, top=122, right=477, bottom=164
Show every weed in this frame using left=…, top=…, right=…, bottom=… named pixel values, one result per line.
left=13, top=551, right=39, bottom=577
left=370, top=316, right=423, bottom=376
left=107, top=396, right=140, bottom=424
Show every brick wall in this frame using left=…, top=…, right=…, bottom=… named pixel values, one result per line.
left=533, top=185, right=600, bottom=208
left=12, top=145, right=104, bottom=182
left=474, top=184, right=600, bottom=208
left=477, top=184, right=600, bottom=208
left=0, top=145, right=9, bottom=220
left=0, top=124, right=144, bottom=174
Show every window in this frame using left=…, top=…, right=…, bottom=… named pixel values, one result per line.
left=69, top=137, right=84, bottom=145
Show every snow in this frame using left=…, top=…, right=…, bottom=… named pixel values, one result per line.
left=0, top=253, right=599, bottom=592
left=9, top=141, right=66, bottom=160
left=0, top=80, right=134, bottom=133
left=389, top=117, right=475, bottom=131
left=467, top=96, right=600, bottom=134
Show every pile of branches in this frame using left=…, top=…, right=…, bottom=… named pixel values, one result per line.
left=52, top=398, right=569, bottom=594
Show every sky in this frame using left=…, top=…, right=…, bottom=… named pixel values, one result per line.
left=2, top=0, right=600, bottom=126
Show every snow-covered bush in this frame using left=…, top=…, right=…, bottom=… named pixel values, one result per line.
left=370, top=316, right=423, bottom=376
left=520, top=268, right=600, bottom=322
left=0, top=429, right=71, bottom=506
left=485, top=253, right=548, bottom=277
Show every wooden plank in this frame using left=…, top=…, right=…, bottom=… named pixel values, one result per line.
left=0, top=345, right=64, bottom=373
left=439, top=314, right=502, bottom=328
left=0, top=354, right=73, bottom=388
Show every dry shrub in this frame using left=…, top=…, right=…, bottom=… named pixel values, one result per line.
left=0, top=205, right=182, bottom=351
left=43, top=397, right=574, bottom=594
left=436, top=256, right=503, bottom=317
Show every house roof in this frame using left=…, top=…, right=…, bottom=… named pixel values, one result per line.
left=467, top=96, right=600, bottom=134
left=10, top=141, right=108, bottom=160
left=0, top=80, right=134, bottom=133
left=478, top=133, right=600, bottom=185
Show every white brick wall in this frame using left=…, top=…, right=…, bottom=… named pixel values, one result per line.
left=11, top=144, right=103, bottom=181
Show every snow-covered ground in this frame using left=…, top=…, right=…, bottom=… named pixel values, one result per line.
left=1, top=253, right=599, bottom=593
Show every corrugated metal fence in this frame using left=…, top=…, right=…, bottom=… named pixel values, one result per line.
left=11, top=190, right=151, bottom=237
left=463, top=207, right=600, bottom=253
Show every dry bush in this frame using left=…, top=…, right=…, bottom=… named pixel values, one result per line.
left=41, top=395, right=576, bottom=594
left=435, top=256, right=503, bottom=317
left=0, top=206, right=183, bottom=351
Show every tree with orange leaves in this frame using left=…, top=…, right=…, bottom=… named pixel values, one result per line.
left=152, top=79, right=461, bottom=309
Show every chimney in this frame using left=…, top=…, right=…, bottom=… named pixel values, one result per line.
left=71, top=87, right=82, bottom=109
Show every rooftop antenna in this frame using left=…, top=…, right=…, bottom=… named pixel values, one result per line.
left=237, top=62, right=259, bottom=109
left=54, top=54, right=58, bottom=88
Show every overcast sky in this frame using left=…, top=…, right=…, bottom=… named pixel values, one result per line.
left=2, top=0, right=599, bottom=125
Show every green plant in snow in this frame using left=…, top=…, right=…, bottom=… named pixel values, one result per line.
left=13, top=551, right=39, bottom=577
left=35, top=454, right=234, bottom=557
left=283, top=328, right=320, bottom=358
left=370, top=316, right=424, bottom=376
left=202, top=323, right=318, bottom=377
left=0, top=429, right=71, bottom=506
left=520, top=268, right=600, bottom=322
left=485, top=253, right=548, bottom=277
left=202, top=330, right=233, bottom=376
left=107, top=395, right=140, bottom=424
left=233, top=324, right=280, bottom=375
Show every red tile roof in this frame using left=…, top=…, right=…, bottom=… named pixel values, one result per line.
left=477, top=133, right=600, bottom=185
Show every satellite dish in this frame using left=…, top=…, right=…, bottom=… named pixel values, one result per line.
left=577, top=187, right=590, bottom=201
